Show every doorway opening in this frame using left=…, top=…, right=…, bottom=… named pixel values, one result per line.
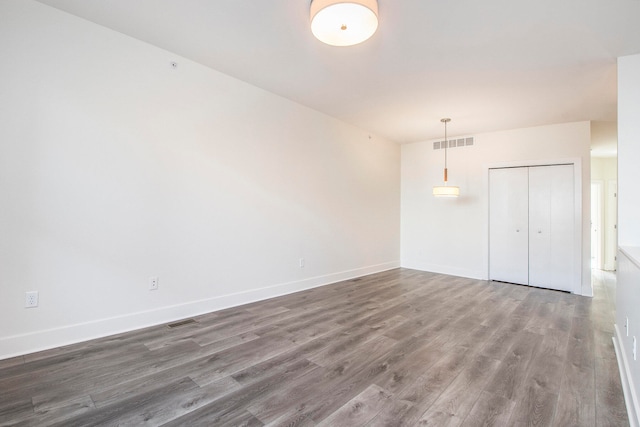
left=591, top=181, right=603, bottom=269
left=590, top=121, right=618, bottom=274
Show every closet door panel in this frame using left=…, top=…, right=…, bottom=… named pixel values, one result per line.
left=528, top=165, right=574, bottom=292
left=489, top=168, right=529, bottom=285
left=528, top=166, right=552, bottom=287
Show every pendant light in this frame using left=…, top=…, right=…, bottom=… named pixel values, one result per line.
left=433, top=118, right=460, bottom=197
left=310, top=0, right=379, bottom=47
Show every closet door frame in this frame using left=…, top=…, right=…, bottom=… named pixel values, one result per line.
left=484, top=157, right=585, bottom=295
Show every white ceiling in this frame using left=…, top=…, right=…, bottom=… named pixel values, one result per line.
left=35, top=0, right=640, bottom=144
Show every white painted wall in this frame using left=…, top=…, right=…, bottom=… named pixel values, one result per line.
left=618, top=54, right=640, bottom=247
left=401, top=121, right=591, bottom=295
left=0, top=1, right=400, bottom=359
left=614, top=53, right=640, bottom=427
left=616, top=250, right=640, bottom=427
left=591, top=121, right=618, bottom=158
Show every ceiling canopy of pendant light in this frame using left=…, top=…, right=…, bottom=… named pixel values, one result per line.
left=433, top=118, right=460, bottom=198
left=310, top=0, right=379, bottom=47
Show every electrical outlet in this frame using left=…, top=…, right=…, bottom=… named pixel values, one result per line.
left=626, top=317, right=630, bottom=336
left=634, top=336, right=637, bottom=361
left=25, top=291, right=38, bottom=308
left=299, top=258, right=305, bottom=268
left=149, top=276, right=159, bottom=291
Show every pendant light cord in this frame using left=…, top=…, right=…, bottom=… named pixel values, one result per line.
left=444, top=119, right=448, bottom=179
left=441, top=118, right=451, bottom=183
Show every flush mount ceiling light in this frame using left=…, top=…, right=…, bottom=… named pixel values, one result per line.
left=310, top=0, right=379, bottom=47
left=433, top=118, right=460, bottom=198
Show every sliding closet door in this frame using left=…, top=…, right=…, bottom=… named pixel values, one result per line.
left=489, top=167, right=529, bottom=285
left=528, top=164, right=574, bottom=292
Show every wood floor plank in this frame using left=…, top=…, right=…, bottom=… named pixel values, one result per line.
left=308, top=322, right=400, bottom=367
left=518, top=352, right=564, bottom=407
left=0, top=398, right=35, bottom=426
left=553, top=318, right=597, bottom=427
left=245, top=336, right=401, bottom=424
left=480, top=295, right=520, bottom=330
left=483, top=331, right=543, bottom=400
left=0, top=356, right=24, bottom=370
left=508, top=386, right=558, bottom=426
left=0, top=343, right=154, bottom=408
left=373, top=334, right=455, bottom=396
left=19, top=396, right=96, bottom=427
left=453, top=324, right=496, bottom=353
left=164, top=361, right=322, bottom=426
left=539, top=327, right=570, bottom=359
left=394, top=345, right=476, bottom=425
left=555, top=363, right=596, bottom=426
left=415, top=354, right=501, bottom=426
left=269, top=326, right=446, bottom=424
left=89, top=365, right=237, bottom=409
left=594, top=329, right=616, bottom=360
left=0, top=269, right=628, bottom=426
left=479, top=314, right=531, bottom=361
left=549, top=297, right=575, bottom=333
left=167, top=408, right=264, bottom=427
left=523, top=300, right=558, bottom=334
left=27, top=340, right=201, bottom=408
left=264, top=412, right=316, bottom=427
left=3, top=399, right=95, bottom=427
left=462, top=390, right=516, bottom=426
left=78, top=340, right=222, bottom=407
left=49, top=377, right=199, bottom=427
left=595, top=354, right=630, bottom=426
left=102, top=377, right=245, bottom=426
left=188, top=334, right=298, bottom=387
left=316, top=384, right=391, bottom=426
left=366, top=398, right=418, bottom=427
left=0, top=339, right=150, bottom=384
left=230, top=336, right=332, bottom=386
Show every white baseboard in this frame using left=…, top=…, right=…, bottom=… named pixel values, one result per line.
left=0, top=261, right=399, bottom=360
left=614, top=323, right=640, bottom=427
left=399, top=261, right=485, bottom=281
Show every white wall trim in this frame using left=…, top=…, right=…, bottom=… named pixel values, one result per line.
left=483, top=157, right=587, bottom=296
left=0, top=261, right=399, bottom=360
left=400, top=262, right=484, bottom=281
left=614, top=323, right=640, bottom=427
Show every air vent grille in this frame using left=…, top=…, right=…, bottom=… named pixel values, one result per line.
left=433, top=137, right=474, bottom=149
left=167, top=319, right=197, bottom=328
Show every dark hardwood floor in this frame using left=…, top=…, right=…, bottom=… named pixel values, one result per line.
left=0, top=268, right=628, bottom=426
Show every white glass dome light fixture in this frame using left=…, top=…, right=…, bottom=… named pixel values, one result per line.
left=310, top=0, right=379, bottom=47
left=433, top=118, right=460, bottom=198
